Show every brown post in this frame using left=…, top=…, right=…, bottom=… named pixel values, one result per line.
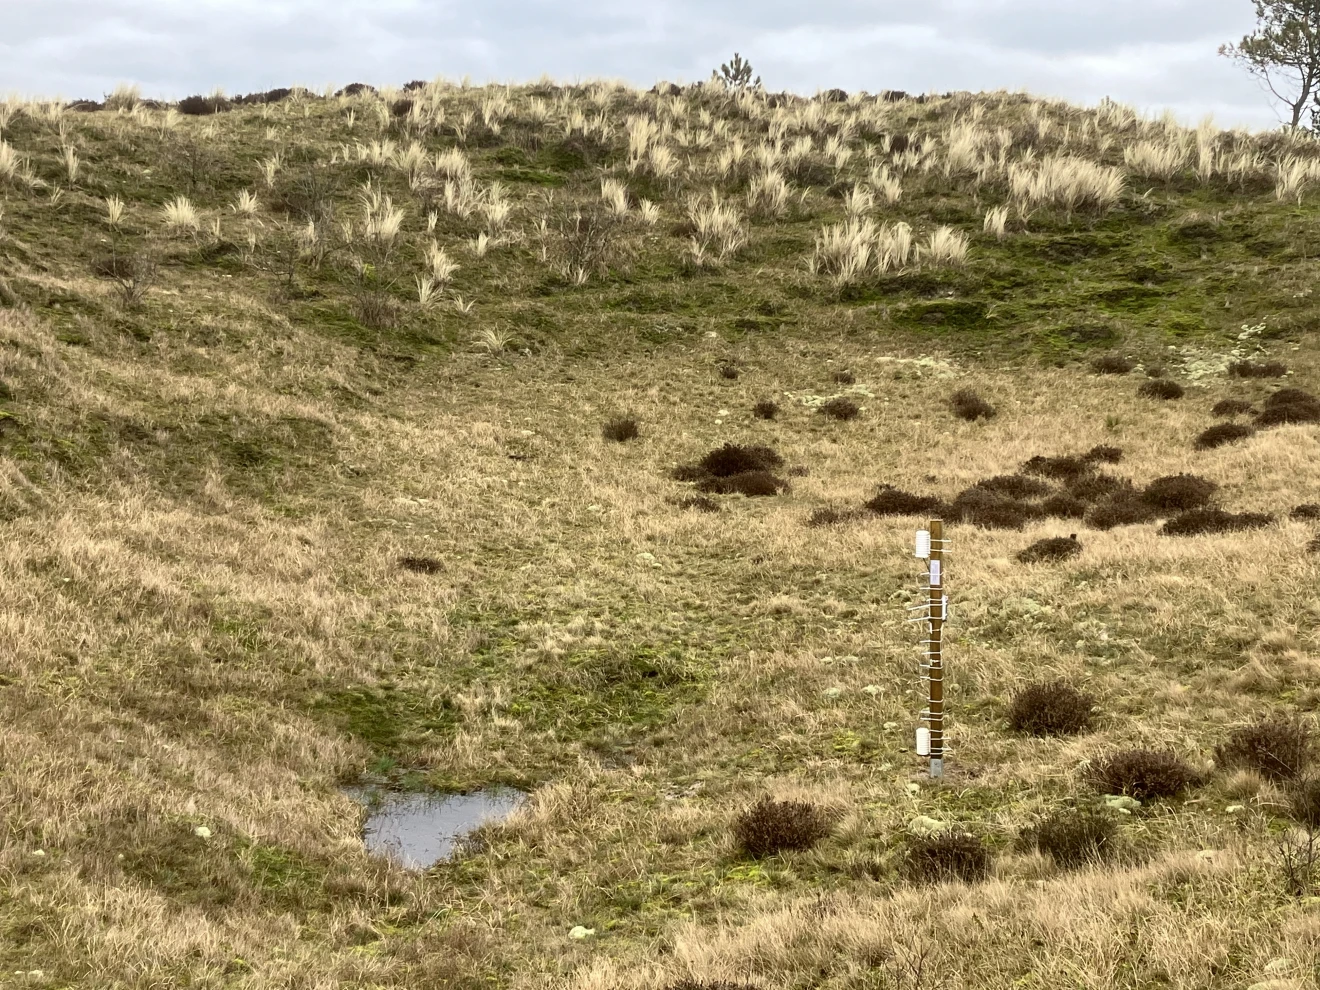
left=927, top=518, right=945, bottom=778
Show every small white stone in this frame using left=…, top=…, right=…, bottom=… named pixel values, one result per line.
left=883, top=721, right=899, bottom=730
left=862, top=685, right=881, bottom=696
left=1225, top=804, right=1246, bottom=814
left=823, top=687, right=843, bottom=700
left=569, top=925, right=596, bottom=939
left=31, top=849, right=45, bottom=857
left=194, top=826, right=212, bottom=839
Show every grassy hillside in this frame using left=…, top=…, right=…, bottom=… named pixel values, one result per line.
left=2, top=78, right=1320, bottom=988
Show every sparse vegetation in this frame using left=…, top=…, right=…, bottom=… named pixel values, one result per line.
left=1, top=74, right=1319, bottom=990
left=1027, top=807, right=1118, bottom=869
left=752, top=399, right=779, bottom=420
left=904, top=831, right=992, bottom=884
left=1138, top=379, right=1185, bottom=400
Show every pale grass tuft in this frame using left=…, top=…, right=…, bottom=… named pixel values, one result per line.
left=230, top=189, right=260, bottom=217
left=983, top=204, right=1009, bottom=240
left=1009, top=155, right=1125, bottom=215
left=0, top=140, right=23, bottom=183
left=600, top=177, right=629, bottom=217
left=745, top=169, right=790, bottom=218
left=637, top=199, right=660, bottom=225
left=1124, top=139, right=1187, bottom=180
left=475, top=325, right=512, bottom=353
left=258, top=153, right=281, bottom=188
left=415, top=274, right=439, bottom=307
left=161, top=195, right=201, bottom=234
left=104, top=195, right=126, bottom=229
left=61, top=145, right=80, bottom=184
left=686, top=189, right=747, bottom=264
left=426, top=241, right=459, bottom=284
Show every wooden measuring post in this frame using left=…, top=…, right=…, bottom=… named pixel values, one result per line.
left=926, top=519, right=945, bottom=778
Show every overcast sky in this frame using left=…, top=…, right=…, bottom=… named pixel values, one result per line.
left=0, top=0, right=1294, bottom=130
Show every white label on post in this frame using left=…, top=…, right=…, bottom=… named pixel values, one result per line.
left=915, top=530, right=931, bottom=559
left=916, top=727, right=931, bottom=756
left=929, top=560, right=942, bottom=587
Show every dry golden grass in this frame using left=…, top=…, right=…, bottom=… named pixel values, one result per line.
left=1, top=78, right=1320, bottom=988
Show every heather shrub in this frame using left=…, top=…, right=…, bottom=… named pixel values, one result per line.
left=1085, top=493, right=1160, bottom=530
left=697, top=471, right=787, bottom=496
left=398, top=556, right=443, bottom=574
left=820, top=397, right=860, bottom=420
left=1142, top=474, right=1218, bottom=511
left=1082, top=445, right=1124, bottom=465
left=1138, top=379, right=1185, bottom=400
left=1211, top=398, right=1255, bottom=417
left=1027, top=807, right=1117, bottom=868
left=734, top=797, right=832, bottom=858
left=1007, top=681, right=1095, bottom=737
left=973, top=474, right=1052, bottom=499
left=1022, top=454, right=1089, bottom=480
left=1194, top=423, right=1255, bottom=450
left=719, top=363, right=740, bottom=380
left=1090, top=749, right=1199, bottom=800
left=864, top=486, right=947, bottom=517
left=1161, top=508, right=1272, bottom=536
left=807, top=507, right=858, bottom=527
left=1257, top=388, right=1320, bottom=426
left=752, top=399, right=779, bottom=420
left=1229, top=359, right=1288, bottom=378
left=1017, top=535, right=1082, bottom=563
left=1041, top=494, right=1087, bottom=519
left=1067, top=473, right=1133, bottom=502
left=1291, top=504, right=1320, bottom=520
left=1091, top=355, right=1134, bottom=375
left=1217, top=717, right=1313, bottom=781
left=698, top=444, right=783, bottom=476
left=951, top=390, right=996, bottom=421
left=950, top=488, right=1040, bottom=530
left=672, top=495, right=720, bottom=513
left=178, top=93, right=231, bottom=115
left=602, top=417, right=640, bottom=442
left=904, top=831, right=992, bottom=884
left=1290, top=778, right=1320, bottom=830
left=832, top=369, right=855, bottom=384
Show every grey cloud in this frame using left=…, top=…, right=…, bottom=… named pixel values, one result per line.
left=0, top=0, right=1289, bottom=128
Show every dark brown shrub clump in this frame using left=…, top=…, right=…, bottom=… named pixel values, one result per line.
left=1041, top=494, right=1088, bottom=519
left=974, top=474, right=1052, bottom=499
left=698, top=444, right=783, bottom=477
left=1083, top=444, right=1124, bottom=465
left=951, top=389, right=996, bottom=421
left=904, top=831, right=992, bottom=884
left=672, top=495, right=720, bottom=513
left=1229, top=359, right=1288, bottom=378
left=1017, top=535, right=1082, bottom=564
left=177, top=94, right=231, bottom=115
left=1085, top=493, right=1161, bottom=530
left=1217, top=717, right=1313, bottom=781
left=1027, top=808, right=1117, bottom=868
left=1008, top=681, right=1095, bottom=737
left=1194, top=423, right=1256, bottom=450
left=1256, top=388, right=1320, bottom=426
left=1311, top=534, right=1320, bottom=554
left=719, top=363, right=740, bottom=380
left=807, top=507, right=858, bottom=527
left=1142, top=474, right=1218, bottom=511
left=752, top=399, right=779, bottom=420
left=832, top=369, right=856, bottom=385
left=1291, top=504, right=1320, bottom=520
left=398, top=556, right=443, bottom=574
left=1161, top=508, right=1272, bottom=536
left=1091, top=355, right=1135, bottom=375
left=819, top=397, right=860, bottom=421
left=696, top=472, right=787, bottom=497
left=734, top=797, right=833, bottom=857
left=1090, top=749, right=1200, bottom=800
left=950, top=488, right=1040, bottom=530
left=864, top=486, right=947, bottom=517
left=1290, top=778, right=1320, bottom=829
left=1138, top=379, right=1185, bottom=400
left=666, top=982, right=761, bottom=990
left=1068, top=473, right=1133, bottom=503
left=1022, top=454, right=1089, bottom=480
left=1212, top=398, right=1255, bottom=417
left=602, top=417, right=640, bottom=442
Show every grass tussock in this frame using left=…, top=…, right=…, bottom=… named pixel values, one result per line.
left=1017, top=535, right=1082, bottom=563
left=1194, top=423, right=1256, bottom=450
left=1217, top=717, right=1313, bottom=781
left=1138, top=379, right=1185, bottom=400
left=734, top=797, right=833, bottom=858
left=950, top=389, right=996, bottom=421
left=903, top=831, right=992, bottom=885
left=1007, top=681, right=1095, bottom=737
left=602, top=416, right=640, bottom=442
left=1090, top=749, right=1200, bottom=800
left=752, top=399, right=779, bottom=420
left=1161, top=508, right=1272, bottom=536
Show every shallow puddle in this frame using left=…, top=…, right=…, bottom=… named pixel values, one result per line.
left=345, top=785, right=525, bottom=869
